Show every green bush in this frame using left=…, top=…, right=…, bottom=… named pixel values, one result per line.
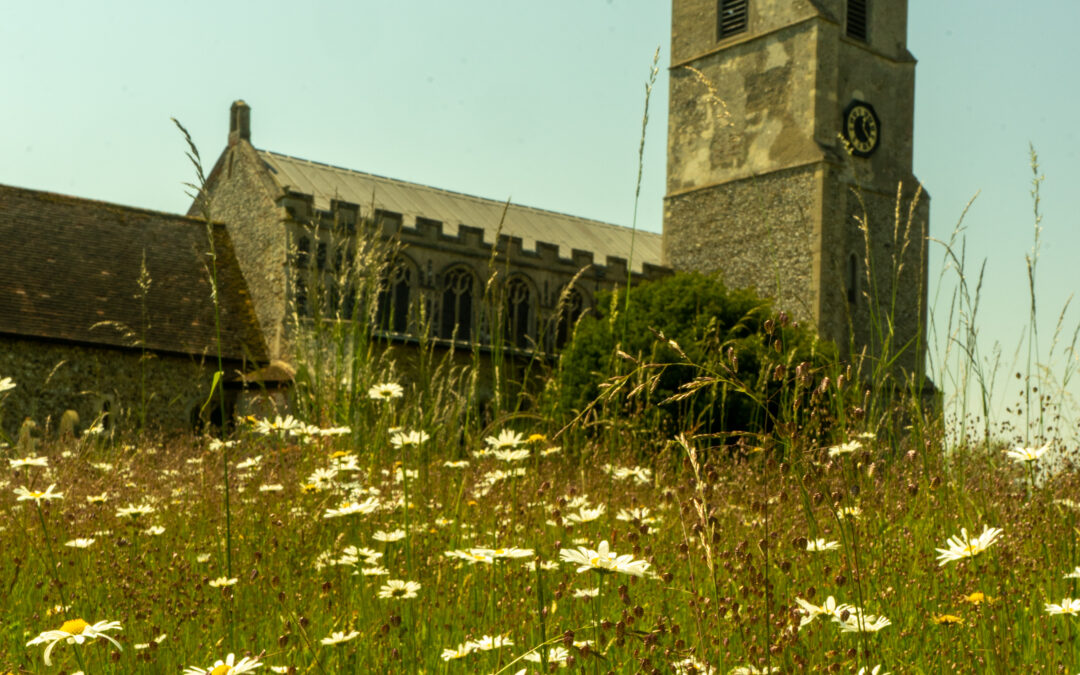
left=553, top=271, right=833, bottom=436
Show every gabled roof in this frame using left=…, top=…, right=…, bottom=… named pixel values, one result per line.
left=0, top=184, right=266, bottom=361
left=256, top=150, right=663, bottom=273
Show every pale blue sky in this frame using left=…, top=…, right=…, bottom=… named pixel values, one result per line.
left=3, top=1, right=1078, bottom=429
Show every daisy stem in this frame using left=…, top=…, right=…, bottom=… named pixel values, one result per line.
left=221, top=440, right=234, bottom=579
left=592, top=574, right=605, bottom=675
left=762, top=460, right=772, bottom=674
left=847, top=516, right=871, bottom=667
left=534, top=558, right=550, bottom=672
left=34, top=502, right=69, bottom=609
left=401, top=452, right=413, bottom=577
left=71, top=643, right=89, bottom=673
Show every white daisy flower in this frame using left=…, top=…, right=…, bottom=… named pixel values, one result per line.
left=372, top=529, right=406, bottom=542
left=390, top=430, right=429, bottom=447
left=1045, top=598, right=1080, bottom=615
left=935, top=526, right=1003, bottom=566
left=485, top=429, right=525, bottom=450
left=14, top=484, right=64, bottom=502
left=1005, top=443, right=1050, bottom=463
left=368, top=382, right=404, bottom=400
left=321, top=630, right=360, bottom=645
left=182, top=652, right=261, bottom=674
left=9, top=455, right=48, bottom=469
left=794, top=596, right=853, bottom=629
left=377, top=579, right=421, bottom=599
left=558, top=540, right=650, bottom=577
left=26, top=618, right=123, bottom=666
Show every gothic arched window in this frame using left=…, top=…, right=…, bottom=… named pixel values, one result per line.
left=554, top=286, right=585, bottom=349
left=376, top=257, right=413, bottom=334
left=440, top=266, right=476, bottom=342
left=505, top=276, right=533, bottom=349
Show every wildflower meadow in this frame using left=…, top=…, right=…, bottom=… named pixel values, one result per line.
left=2, top=342, right=1079, bottom=675
left=0, top=111, right=1077, bottom=675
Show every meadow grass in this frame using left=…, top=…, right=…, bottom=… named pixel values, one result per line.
left=1, top=351, right=1079, bottom=674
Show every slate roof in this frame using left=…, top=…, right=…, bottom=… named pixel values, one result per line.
left=0, top=184, right=266, bottom=361
left=257, top=150, right=663, bottom=273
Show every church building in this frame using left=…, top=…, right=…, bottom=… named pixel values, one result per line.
left=0, top=0, right=927, bottom=437
left=196, top=101, right=668, bottom=363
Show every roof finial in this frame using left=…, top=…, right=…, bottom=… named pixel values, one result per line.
left=229, top=100, right=251, bottom=145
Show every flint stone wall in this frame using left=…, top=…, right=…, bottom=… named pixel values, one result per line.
left=0, top=336, right=228, bottom=438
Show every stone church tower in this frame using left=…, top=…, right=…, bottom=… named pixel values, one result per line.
left=663, top=0, right=928, bottom=377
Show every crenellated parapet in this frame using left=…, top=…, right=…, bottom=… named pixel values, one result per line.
left=275, top=188, right=669, bottom=353
left=281, top=192, right=668, bottom=288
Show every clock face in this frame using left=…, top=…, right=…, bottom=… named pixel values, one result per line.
left=842, top=101, right=880, bottom=157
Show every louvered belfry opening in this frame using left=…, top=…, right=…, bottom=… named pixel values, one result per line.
left=847, top=0, right=868, bottom=42
left=717, top=0, right=748, bottom=40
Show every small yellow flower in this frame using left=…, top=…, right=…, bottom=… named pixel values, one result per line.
left=527, top=433, right=547, bottom=443
left=932, top=614, right=964, bottom=625
left=962, top=591, right=988, bottom=605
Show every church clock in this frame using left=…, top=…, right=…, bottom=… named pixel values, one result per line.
left=843, top=100, right=880, bottom=157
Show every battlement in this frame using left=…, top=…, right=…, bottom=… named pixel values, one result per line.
left=280, top=193, right=668, bottom=285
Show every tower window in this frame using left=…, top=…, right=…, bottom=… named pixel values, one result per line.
left=847, top=0, right=868, bottom=42
left=717, top=0, right=748, bottom=40
left=847, top=253, right=859, bottom=305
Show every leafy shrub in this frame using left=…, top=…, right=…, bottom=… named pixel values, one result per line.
left=553, top=271, right=833, bottom=436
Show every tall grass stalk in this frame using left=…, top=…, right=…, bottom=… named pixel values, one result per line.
left=171, top=119, right=236, bottom=655
left=1024, top=144, right=1045, bottom=445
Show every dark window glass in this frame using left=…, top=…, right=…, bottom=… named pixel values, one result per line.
left=440, top=267, right=474, bottom=342
left=376, top=259, right=412, bottom=333
left=505, top=277, right=532, bottom=349
left=847, top=253, right=858, bottom=305
left=294, top=275, right=308, bottom=317
left=555, top=287, right=584, bottom=349
left=296, top=236, right=311, bottom=268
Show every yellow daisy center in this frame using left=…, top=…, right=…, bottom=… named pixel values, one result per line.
left=60, top=618, right=89, bottom=635
left=210, top=665, right=232, bottom=675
